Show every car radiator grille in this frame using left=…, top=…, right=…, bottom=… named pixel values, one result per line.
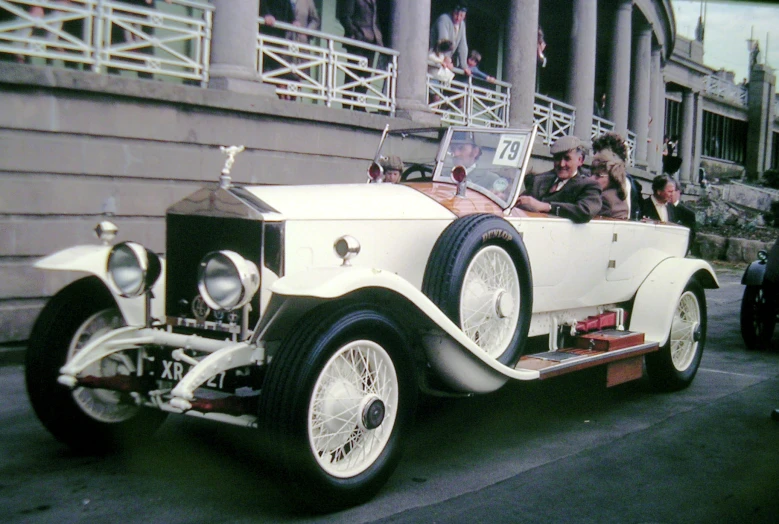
left=165, top=214, right=264, bottom=336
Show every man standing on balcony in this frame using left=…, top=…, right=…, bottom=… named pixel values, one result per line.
left=515, top=136, right=602, bottom=223
left=337, top=0, right=383, bottom=110
left=429, top=4, right=470, bottom=75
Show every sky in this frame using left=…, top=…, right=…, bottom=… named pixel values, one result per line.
left=672, top=0, right=779, bottom=83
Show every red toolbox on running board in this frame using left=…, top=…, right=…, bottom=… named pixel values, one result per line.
left=574, top=330, right=645, bottom=352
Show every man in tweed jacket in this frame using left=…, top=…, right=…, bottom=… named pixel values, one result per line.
left=516, top=136, right=602, bottom=223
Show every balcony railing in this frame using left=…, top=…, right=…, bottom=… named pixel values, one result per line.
left=425, top=65, right=511, bottom=128
left=0, top=0, right=213, bottom=83
left=257, top=18, right=397, bottom=115
left=533, top=93, right=575, bottom=146
left=703, top=75, right=748, bottom=106
left=591, top=116, right=615, bottom=139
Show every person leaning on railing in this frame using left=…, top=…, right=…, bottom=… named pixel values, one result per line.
left=336, top=0, right=384, bottom=111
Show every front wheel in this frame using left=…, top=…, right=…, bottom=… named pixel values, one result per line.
left=25, top=278, right=166, bottom=453
left=740, top=285, right=776, bottom=350
left=645, top=280, right=707, bottom=392
left=258, top=302, right=417, bottom=511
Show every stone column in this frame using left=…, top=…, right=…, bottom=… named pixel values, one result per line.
left=629, top=24, right=652, bottom=166
left=209, top=0, right=273, bottom=96
left=693, top=92, right=704, bottom=183
left=392, top=0, right=437, bottom=123
left=567, top=0, right=598, bottom=142
left=648, top=46, right=664, bottom=173
left=745, top=64, right=777, bottom=180
left=679, top=89, right=695, bottom=183
left=505, top=0, right=539, bottom=127
left=607, top=0, right=632, bottom=136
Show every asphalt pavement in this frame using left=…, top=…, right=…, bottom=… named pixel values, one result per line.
left=1, top=266, right=778, bottom=523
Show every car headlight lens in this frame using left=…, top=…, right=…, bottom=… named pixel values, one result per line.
left=197, top=251, right=260, bottom=311
left=107, top=242, right=162, bottom=298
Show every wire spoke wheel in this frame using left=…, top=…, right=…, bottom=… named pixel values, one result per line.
left=460, top=246, right=521, bottom=359
left=309, top=340, right=398, bottom=478
left=422, top=214, right=533, bottom=367
left=69, top=309, right=139, bottom=423
left=670, top=291, right=700, bottom=372
left=258, top=303, right=416, bottom=511
left=25, top=277, right=166, bottom=453
left=646, top=280, right=707, bottom=392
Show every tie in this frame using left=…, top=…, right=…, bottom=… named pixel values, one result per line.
left=550, top=179, right=563, bottom=193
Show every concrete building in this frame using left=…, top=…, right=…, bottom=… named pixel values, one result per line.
left=0, top=0, right=776, bottom=344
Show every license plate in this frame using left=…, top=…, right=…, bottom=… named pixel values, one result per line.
left=153, top=357, right=256, bottom=392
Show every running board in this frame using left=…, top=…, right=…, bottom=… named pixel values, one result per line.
left=516, top=330, right=659, bottom=387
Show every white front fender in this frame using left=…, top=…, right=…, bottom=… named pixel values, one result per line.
left=629, top=258, right=719, bottom=346
left=35, top=245, right=166, bottom=326
left=271, top=267, right=539, bottom=393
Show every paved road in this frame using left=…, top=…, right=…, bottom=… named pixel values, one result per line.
left=1, top=268, right=778, bottom=523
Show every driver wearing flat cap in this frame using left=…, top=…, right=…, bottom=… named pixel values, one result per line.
left=515, top=135, right=602, bottom=223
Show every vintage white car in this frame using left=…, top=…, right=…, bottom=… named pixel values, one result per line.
left=26, top=126, right=718, bottom=511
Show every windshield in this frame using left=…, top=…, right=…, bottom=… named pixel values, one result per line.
left=438, top=129, right=533, bottom=208
left=373, top=126, right=535, bottom=210
left=375, top=128, right=445, bottom=182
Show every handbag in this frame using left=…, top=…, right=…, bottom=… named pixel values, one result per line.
left=435, top=66, right=455, bottom=84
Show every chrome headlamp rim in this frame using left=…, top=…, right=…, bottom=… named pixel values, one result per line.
left=106, top=241, right=162, bottom=298
left=197, top=250, right=260, bottom=311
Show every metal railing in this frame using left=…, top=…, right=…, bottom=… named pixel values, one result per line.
left=591, top=116, right=615, bottom=139
left=626, top=131, right=636, bottom=167
left=425, top=64, right=511, bottom=128
left=533, top=93, right=575, bottom=146
left=0, top=0, right=213, bottom=83
left=590, top=117, right=636, bottom=166
left=703, top=74, right=748, bottom=106
left=257, top=18, right=397, bottom=114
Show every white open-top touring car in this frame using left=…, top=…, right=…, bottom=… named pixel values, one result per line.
left=26, top=126, right=718, bottom=510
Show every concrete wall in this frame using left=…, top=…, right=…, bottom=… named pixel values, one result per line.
left=0, top=63, right=411, bottom=343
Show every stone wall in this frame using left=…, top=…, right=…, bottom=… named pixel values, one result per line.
left=693, top=233, right=773, bottom=263
left=0, top=63, right=412, bottom=343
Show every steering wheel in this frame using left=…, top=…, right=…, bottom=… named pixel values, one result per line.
left=401, top=163, right=434, bottom=182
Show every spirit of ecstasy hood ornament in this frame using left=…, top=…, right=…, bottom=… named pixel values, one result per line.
left=219, top=145, right=245, bottom=188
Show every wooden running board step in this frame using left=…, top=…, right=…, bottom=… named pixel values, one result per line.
left=516, top=330, right=660, bottom=387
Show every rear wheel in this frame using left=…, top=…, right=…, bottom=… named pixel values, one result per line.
left=25, top=278, right=166, bottom=453
left=645, top=280, right=706, bottom=391
left=740, top=285, right=776, bottom=350
left=258, top=302, right=417, bottom=511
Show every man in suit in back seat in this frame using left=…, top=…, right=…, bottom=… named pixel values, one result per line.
left=515, top=135, right=602, bottom=223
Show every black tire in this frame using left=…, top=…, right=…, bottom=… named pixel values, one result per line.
left=645, top=280, right=707, bottom=392
left=258, top=302, right=417, bottom=512
left=25, top=277, right=166, bottom=453
left=422, top=213, right=532, bottom=366
left=740, top=285, right=776, bottom=350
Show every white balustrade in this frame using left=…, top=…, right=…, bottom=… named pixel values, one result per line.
left=591, top=116, right=615, bottom=140
left=258, top=18, right=397, bottom=114
left=626, top=131, right=636, bottom=167
left=533, top=93, right=575, bottom=145
left=425, top=64, right=510, bottom=128
left=0, top=0, right=213, bottom=83
left=703, top=74, right=748, bottom=106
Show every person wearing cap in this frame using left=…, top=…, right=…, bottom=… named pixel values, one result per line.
left=429, top=4, right=471, bottom=74
left=380, top=155, right=403, bottom=184
left=448, top=131, right=501, bottom=190
left=516, top=135, right=602, bottom=223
